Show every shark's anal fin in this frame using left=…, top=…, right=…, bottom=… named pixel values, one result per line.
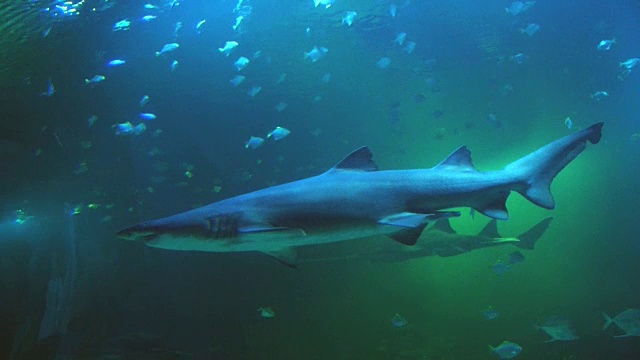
left=261, top=247, right=298, bottom=268
left=473, top=190, right=510, bottom=220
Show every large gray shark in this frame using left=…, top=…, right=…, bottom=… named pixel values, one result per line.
left=117, top=123, right=602, bottom=266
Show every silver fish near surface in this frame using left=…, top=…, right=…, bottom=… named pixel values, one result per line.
left=597, top=39, right=616, bottom=51
left=155, top=43, right=179, bottom=57
left=304, top=46, right=328, bottom=62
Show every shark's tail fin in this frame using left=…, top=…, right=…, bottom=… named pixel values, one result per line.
left=505, top=123, right=603, bottom=209
left=515, top=217, right=553, bottom=250
left=602, top=312, right=614, bottom=330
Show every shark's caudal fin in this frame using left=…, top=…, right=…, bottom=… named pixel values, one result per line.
left=505, top=123, right=603, bottom=209
left=515, top=217, right=553, bottom=250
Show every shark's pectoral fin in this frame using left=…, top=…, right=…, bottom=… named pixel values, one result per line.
left=240, top=225, right=307, bottom=238
left=378, top=211, right=460, bottom=228
left=473, top=191, right=510, bottom=220
left=261, top=247, right=298, bottom=268
left=380, top=211, right=461, bottom=246
left=379, top=212, right=430, bottom=228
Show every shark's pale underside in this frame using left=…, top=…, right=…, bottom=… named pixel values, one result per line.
left=118, top=123, right=603, bottom=266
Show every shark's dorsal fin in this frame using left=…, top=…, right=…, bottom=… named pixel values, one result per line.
left=478, top=219, right=500, bottom=238
left=329, top=146, right=378, bottom=172
left=431, top=218, right=456, bottom=234
left=386, top=223, right=428, bottom=245
left=435, top=146, right=477, bottom=171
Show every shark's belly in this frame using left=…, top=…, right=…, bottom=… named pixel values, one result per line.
left=145, top=220, right=394, bottom=253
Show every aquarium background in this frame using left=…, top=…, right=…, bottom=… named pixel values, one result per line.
left=1, top=0, right=639, bottom=358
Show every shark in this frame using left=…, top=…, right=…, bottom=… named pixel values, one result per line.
left=299, top=217, right=553, bottom=264
left=117, top=123, right=602, bottom=266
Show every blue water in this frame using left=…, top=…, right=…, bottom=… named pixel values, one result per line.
left=1, top=0, right=640, bottom=358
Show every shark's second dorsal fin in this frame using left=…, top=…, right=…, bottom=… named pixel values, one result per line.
left=329, top=146, right=378, bottom=172
left=478, top=219, right=500, bottom=238
left=435, top=146, right=477, bottom=171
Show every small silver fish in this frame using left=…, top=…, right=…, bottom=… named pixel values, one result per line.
left=342, top=11, right=357, bottom=26
left=620, top=58, right=640, bottom=69
left=40, top=78, right=55, bottom=97
left=230, top=75, right=246, bottom=87
left=603, top=308, right=640, bottom=337
left=108, top=59, right=126, bottom=67
left=510, top=53, right=528, bottom=64
left=564, top=117, right=573, bottom=129
left=219, top=41, right=239, bottom=56
left=267, top=126, right=290, bottom=140
left=403, top=41, right=416, bottom=54
left=113, top=19, right=130, bottom=31
left=115, top=122, right=146, bottom=136
left=257, top=307, right=275, bottom=318
left=155, top=43, right=179, bottom=57
left=590, top=91, right=608, bottom=101
left=490, top=341, right=522, bottom=359
left=597, top=39, right=616, bottom=51
left=505, top=1, right=535, bottom=16
left=275, top=73, right=287, bottom=85
left=85, top=75, right=106, bottom=85
left=390, top=314, right=407, bottom=328
left=233, top=16, right=244, bottom=31
left=140, top=95, right=150, bottom=108
left=377, top=57, right=391, bottom=69
left=235, top=57, right=250, bottom=71
left=139, top=113, right=157, bottom=121
left=245, top=136, right=264, bottom=149
left=247, top=86, right=262, bottom=97
left=274, top=102, right=288, bottom=112
left=304, top=46, right=328, bottom=62
left=87, top=115, right=98, bottom=127
left=520, top=23, right=540, bottom=36
left=196, top=19, right=206, bottom=31
left=537, top=316, right=580, bottom=342
left=313, top=0, right=335, bottom=9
